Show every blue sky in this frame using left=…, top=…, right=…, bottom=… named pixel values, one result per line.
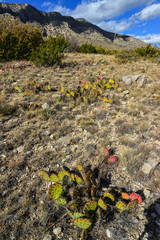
left=1, top=0, right=160, bottom=45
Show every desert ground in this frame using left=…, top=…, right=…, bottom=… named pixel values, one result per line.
left=0, top=53, right=160, bottom=240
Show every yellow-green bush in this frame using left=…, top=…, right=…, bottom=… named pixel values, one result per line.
left=30, top=36, right=69, bottom=66
left=0, top=15, right=44, bottom=61
left=135, top=44, right=160, bottom=58
left=115, top=49, right=139, bottom=63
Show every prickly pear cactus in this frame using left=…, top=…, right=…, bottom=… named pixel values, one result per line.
left=38, top=170, right=50, bottom=181
left=38, top=160, right=143, bottom=236
left=49, top=183, right=63, bottom=200
left=84, top=200, right=97, bottom=212
left=73, top=218, right=92, bottom=229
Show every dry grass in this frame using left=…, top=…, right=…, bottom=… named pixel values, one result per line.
left=0, top=53, right=160, bottom=240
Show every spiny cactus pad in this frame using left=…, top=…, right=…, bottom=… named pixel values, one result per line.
left=58, top=170, right=70, bottom=181
left=55, top=198, right=67, bottom=205
left=50, top=174, right=59, bottom=182
left=49, top=184, right=63, bottom=200
left=98, top=198, right=107, bottom=210
left=104, top=192, right=115, bottom=201
left=84, top=200, right=97, bottom=212
left=121, top=192, right=130, bottom=200
left=116, top=201, right=127, bottom=210
left=71, top=174, right=83, bottom=183
left=73, top=218, right=92, bottom=229
left=68, top=211, right=85, bottom=219
left=126, top=199, right=138, bottom=210
left=38, top=170, right=50, bottom=181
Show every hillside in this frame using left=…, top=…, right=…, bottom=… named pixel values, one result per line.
left=0, top=3, right=147, bottom=49
left=0, top=53, right=160, bottom=240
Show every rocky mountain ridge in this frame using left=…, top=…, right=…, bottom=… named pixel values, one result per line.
left=0, top=3, right=146, bottom=49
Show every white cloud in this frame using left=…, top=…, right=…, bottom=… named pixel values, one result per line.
left=98, top=18, right=137, bottom=33
left=42, top=2, right=52, bottom=7
left=134, top=3, right=160, bottom=20
left=135, top=33, right=160, bottom=45
left=71, top=0, right=154, bottom=23
left=45, top=0, right=154, bottom=22
left=51, top=5, right=71, bottom=15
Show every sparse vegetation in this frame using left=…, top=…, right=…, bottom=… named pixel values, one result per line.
left=30, top=36, right=69, bottom=66
left=38, top=151, right=142, bottom=239
left=0, top=15, right=44, bottom=61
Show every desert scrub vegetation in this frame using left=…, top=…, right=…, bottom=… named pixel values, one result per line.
left=38, top=148, right=143, bottom=239
left=115, top=44, right=160, bottom=63
left=0, top=15, right=69, bottom=65
left=77, top=43, right=117, bottom=55
left=0, top=15, right=43, bottom=61
left=30, top=36, right=69, bottom=66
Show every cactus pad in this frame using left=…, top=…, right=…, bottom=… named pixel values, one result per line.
left=98, top=199, right=107, bottom=210
left=67, top=211, right=85, bottom=219
left=104, top=192, right=115, bottom=201
left=116, top=201, right=126, bottom=210
left=58, top=170, right=70, bottom=181
left=126, top=199, right=138, bottom=210
left=84, top=200, right=97, bottom=212
left=130, top=193, right=142, bottom=203
left=55, top=198, right=67, bottom=205
left=121, top=192, right=130, bottom=200
left=71, top=174, right=83, bottom=183
left=73, top=218, right=92, bottom=229
left=50, top=174, right=59, bottom=182
left=49, top=184, right=63, bottom=200
left=38, top=170, right=50, bottom=181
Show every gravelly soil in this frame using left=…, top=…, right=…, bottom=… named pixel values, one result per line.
left=0, top=53, right=160, bottom=240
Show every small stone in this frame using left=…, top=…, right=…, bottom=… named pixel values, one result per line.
left=58, top=136, right=72, bottom=145
left=43, top=234, right=52, bottom=240
left=44, top=131, right=51, bottom=136
left=17, top=145, right=24, bottom=153
left=141, top=158, right=159, bottom=175
left=143, top=189, right=152, bottom=198
left=42, top=103, right=50, bottom=109
left=1, top=154, right=6, bottom=158
left=53, top=227, right=62, bottom=235
left=106, top=228, right=112, bottom=238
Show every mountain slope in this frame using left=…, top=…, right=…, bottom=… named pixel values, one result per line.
left=0, top=3, right=146, bottom=49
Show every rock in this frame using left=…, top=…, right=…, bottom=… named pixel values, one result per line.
left=43, top=234, right=52, bottom=240
left=42, top=103, right=50, bottom=109
left=143, top=188, right=152, bottom=198
left=44, top=131, right=51, bottom=136
left=141, top=157, right=159, bottom=175
left=106, top=228, right=113, bottom=238
left=58, top=136, right=72, bottom=145
left=53, top=227, right=62, bottom=235
left=122, top=75, right=146, bottom=87
left=17, top=145, right=24, bottom=153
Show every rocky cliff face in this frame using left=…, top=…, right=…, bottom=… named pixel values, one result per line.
left=0, top=3, right=146, bottom=49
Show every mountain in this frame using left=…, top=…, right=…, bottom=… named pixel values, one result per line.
left=0, top=3, right=146, bottom=49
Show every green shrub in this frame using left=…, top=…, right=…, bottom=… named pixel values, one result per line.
left=30, top=36, right=69, bottom=66
left=77, top=43, right=97, bottom=54
left=115, top=49, right=139, bottom=63
left=0, top=15, right=44, bottom=61
left=135, top=44, right=159, bottom=58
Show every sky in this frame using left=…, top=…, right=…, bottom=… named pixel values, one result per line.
left=1, top=0, right=160, bottom=46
